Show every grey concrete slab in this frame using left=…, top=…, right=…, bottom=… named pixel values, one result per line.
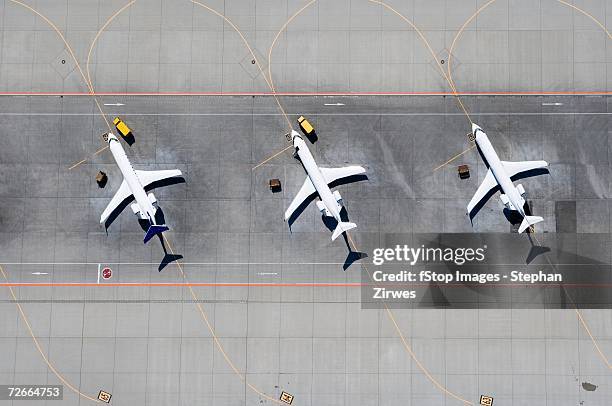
left=0, top=94, right=610, bottom=406
left=0, top=0, right=610, bottom=93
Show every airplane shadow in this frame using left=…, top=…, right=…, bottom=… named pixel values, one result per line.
left=286, top=174, right=368, bottom=228
left=158, top=234, right=183, bottom=272
left=502, top=207, right=524, bottom=226
left=136, top=207, right=184, bottom=271
left=468, top=167, right=550, bottom=223
left=321, top=207, right=368, bottom=271
left=103, top=176, right=185, bottom=230
left=502, top=200, right=536, bottom=231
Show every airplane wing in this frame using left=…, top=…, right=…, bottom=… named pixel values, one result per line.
left=467, top=169, right=499, bottom=217
left=100, top=179, right=133, bottom=224
left=501, top=160, right=548, bottom=180
left=320, top=166, right=366, bottom=185
left=135, top=169, right=183, bottom=188
left=284, top=177, right=317, bottom=220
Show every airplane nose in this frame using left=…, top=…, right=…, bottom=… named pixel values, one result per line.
left=471, top=123, right=481, bottom=134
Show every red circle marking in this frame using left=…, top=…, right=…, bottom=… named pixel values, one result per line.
left=102, top=268, right=112, bottom=280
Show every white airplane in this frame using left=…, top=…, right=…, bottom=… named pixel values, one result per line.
left=100, top=132, right=183, bottom=243
left=467, top=123, right=549, bottom=233
left=284, top=130, right=366, bottom=241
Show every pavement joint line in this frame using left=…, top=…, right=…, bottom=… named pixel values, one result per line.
left=369, top=0, right=478, bottom=175
left=69, top=0, right=137, bottom=171
left=267, top=0, right=318, bottom=94
left=2, top=0, right=610, bottom=402
left=369, top=0, right=473, bottom=127
left=345, top=233, right=475, bottom=405
left=531, top=234, right=612, bottom=370
left=2, top=112, right=612, bottom=116
left=0, top=2, right=131, bottom=402
left=3, top=282, right=612, bottom=287
left=247, top=0, right=319, bottom=170
left=433, top=143, right=476, bottom=171
left=0, top=265, right=102, bottom=403
left=7, top=0, right=112, bottom=134
left=444, top=0, right=612, bottom=170
left=86, top=0, right=137, bottom=95
left=0, top=92, right=611, bottom=95
left=442, top=0, right=612, bottom=372
left=191, top=0, right=292, bottom=134
left=3, top=261, right=609, bottom=265
left=160, top=231, right=285, bottom=404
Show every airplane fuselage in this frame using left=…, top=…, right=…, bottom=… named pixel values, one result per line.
left=106, top=133, right=157, bottom=224
left=474, top=128, right=525, bottom=217
left=293, top=134, right=342, bottom=222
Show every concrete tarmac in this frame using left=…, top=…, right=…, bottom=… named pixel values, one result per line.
left=0, top=95, right=610, bottom=405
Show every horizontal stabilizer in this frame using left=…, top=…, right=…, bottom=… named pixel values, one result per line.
left=518, top=215, right=543, bottom=233
left=144, top=224, right=169, bottom=243
left=331, top=221, right=356, bottom=241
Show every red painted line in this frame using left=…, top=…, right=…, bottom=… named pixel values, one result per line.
left=0, top=91, right=609, bottom=96
left=3, top=282, right=363, bottom=287
left=2, top=282, right=611, bottom=287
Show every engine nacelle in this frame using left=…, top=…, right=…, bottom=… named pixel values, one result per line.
left=499, top=193, right=513, bottom=210
left=130, top=203, right=147, bottom=219
left=516, top=183, right=526, bottom=196
left=148, top=193, right=158, bottom=206
left=333, top=190, right=343, bottom=206
left=316, top=200, right=331, bottom=217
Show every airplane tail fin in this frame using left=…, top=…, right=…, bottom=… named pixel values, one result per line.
left=144, top=224, right=169, bottom=243
left=518, top=215, right=543, bottom=233
left=332, top=222, right=356, bottom=241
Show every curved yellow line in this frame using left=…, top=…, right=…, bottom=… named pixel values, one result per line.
left=575, top=308, right=612, bottom=369
left=368, top=0, right=473, bottom=124
left=556, top=0, right=612, bottom=39
left=447, top=0, right=612, bottom=370
left=433, top=143, right=476, bottom=171
left=86, top=0, right=137, bottom=92
left=446, top=0, right=496, bottom=96
left=7, top=0, right=111, bottom=131
left=0, top=266, right=101, bottom=403
left=267, top=0, right=318, bottom=93
left=447, top=0, right=611, bottom=99
left=345, top=234, right=475, bottom=405
left=7, top=0, right=92, bottom=93
left=161, top=235, right=286, bottom=405
left=251, top=145, right=293, bottom=170
left=191, top=0, right=292, bottom=131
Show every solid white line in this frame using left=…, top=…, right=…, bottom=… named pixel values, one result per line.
left=97, top=263, right=101, bottom=284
